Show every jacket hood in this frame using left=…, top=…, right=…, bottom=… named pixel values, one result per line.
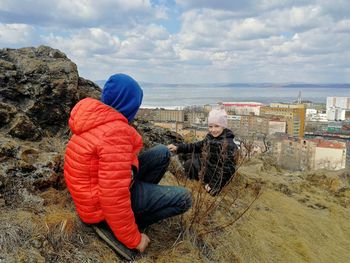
left=101, top=74, right=143, bottom=122
left=68, top=98, right=127, bottom=135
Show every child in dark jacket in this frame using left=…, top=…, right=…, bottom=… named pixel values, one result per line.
left=168, top=108, right=238, bottom=196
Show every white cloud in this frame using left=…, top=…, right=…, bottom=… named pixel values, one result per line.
left=0, top=23, right=36, bottom=46
left=0, top=0, right=155, bottom=28
left=176, top=0, right=255, bottom=12
left=0, top=0, right=349, bottom=83
left=44, top=28, right=120, bottom=57
left=265, top=5, right=330, bottom=32
left=333, top=19, right=350, bottom=33
left=229, top=18, right=272, bottom=40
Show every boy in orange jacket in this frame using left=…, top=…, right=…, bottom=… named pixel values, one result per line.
left=64, top=74, right=192, bottom=260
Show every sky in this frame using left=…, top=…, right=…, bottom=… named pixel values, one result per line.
left=0, top=0, right=350, bottom=84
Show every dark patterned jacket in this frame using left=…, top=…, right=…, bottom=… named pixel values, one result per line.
left=177, top=128, right=238, bottom=195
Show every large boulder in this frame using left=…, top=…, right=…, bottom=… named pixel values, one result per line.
left=0, top=45, right=101, bottom=139
left=0, top=46, right=101, bottom=208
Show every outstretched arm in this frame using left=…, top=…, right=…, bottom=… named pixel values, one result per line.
left=176, top=138, right=207, bottom=154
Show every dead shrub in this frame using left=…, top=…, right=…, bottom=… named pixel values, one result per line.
left=171, top=138, right=262, bottom=258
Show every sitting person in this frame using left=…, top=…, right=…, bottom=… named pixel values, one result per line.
left=64, top=73, right=192, bottom=260
left=168, top=107, right=238, bottom=196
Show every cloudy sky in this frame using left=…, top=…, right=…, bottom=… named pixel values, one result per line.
left=0, top=0, right=349, bottom=83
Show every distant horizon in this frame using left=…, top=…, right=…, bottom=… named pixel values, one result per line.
left=136, top=86, right=350, bottom=108
left=95, top=80, right=350, bottom=88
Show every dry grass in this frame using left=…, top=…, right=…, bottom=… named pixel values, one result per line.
left=168, top=141, right=261, bottom=239
left=1, top=136, right=350, bottom=263
left=1, top=165, right=350, bottom=263
left=0, top=195, right=124, bottom=262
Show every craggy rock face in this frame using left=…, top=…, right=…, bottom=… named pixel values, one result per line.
left=0, top=46, right=101, bottom=139
left=0, top=46, right=101, bottom=208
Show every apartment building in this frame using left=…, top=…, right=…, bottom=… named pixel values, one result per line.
left=260, top=103, right=306, bottom=138
left=326, top=97, right=350, bottom=121
left=273, top=138, right=346, bottom=171
left=227, top=114, right=287, bottom=136
left=154, top=109, right=184, bottom=122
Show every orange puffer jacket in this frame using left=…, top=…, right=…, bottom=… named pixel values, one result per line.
left=64, top=98, right=143, bottom=248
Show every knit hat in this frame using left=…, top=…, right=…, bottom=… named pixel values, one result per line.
left=208, top=108, right=228, bottom=128
left=101, top=73, right=143, bottom=122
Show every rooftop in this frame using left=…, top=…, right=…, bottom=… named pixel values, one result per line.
left=308, top=138, right=346, bottom=149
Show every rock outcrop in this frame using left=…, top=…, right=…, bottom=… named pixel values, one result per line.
left=0, top=46, right=101, bottom=140
left=0, top=46, right=101, bottom=210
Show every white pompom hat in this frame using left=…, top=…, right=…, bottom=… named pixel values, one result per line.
left=208, top=108, right=228, bottom=128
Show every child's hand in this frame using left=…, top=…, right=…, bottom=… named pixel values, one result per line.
left=167, top=144, right=177, bottom=153
left=204, top=184, right=211, bottom=192
left=136, top=233, right=150, bottom=252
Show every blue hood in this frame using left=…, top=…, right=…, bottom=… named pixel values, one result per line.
left=101, top=74, right=143, bottom=122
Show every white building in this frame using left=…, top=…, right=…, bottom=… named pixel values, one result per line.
left=326, top=97, right=350, bottom=121
left=327, top=107, right=347, bottom=121
left=309, top=113, right=328, bottom=122
left=306, top=109, right=317, bottom=116
left=306, top=108, right=328, bottom=122
left=327, top=97, right=350, bottom=109
left=314, top=140, right=347, bottom=170
left=223, top=102, right=264, bottom=116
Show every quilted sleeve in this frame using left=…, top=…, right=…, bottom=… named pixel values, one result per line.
left=97, top=128, right=141, bottom=249
left=131, top=128, right=143, bottom=169
left=177, top=138, right=206, bottom=154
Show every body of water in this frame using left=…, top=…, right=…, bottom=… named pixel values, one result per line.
left=140, top=85, right=350, bottom=108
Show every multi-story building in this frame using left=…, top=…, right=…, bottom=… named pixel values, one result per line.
left=154, top=109, right=184, bottom=122
left=327, top=107, right=347, bottom=121
left=327, top=97, right=350, bottom=109
left=222, top=102, right=264, bottom=116
left=273, top=138, right=347, bottom=171
left=326, top=97, right=350, bottom=121
left=260, top=103, right=306, bottom=138
left=227, top=114, right=286, bottom=136
left=239, top=115, right=269, bottom=135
